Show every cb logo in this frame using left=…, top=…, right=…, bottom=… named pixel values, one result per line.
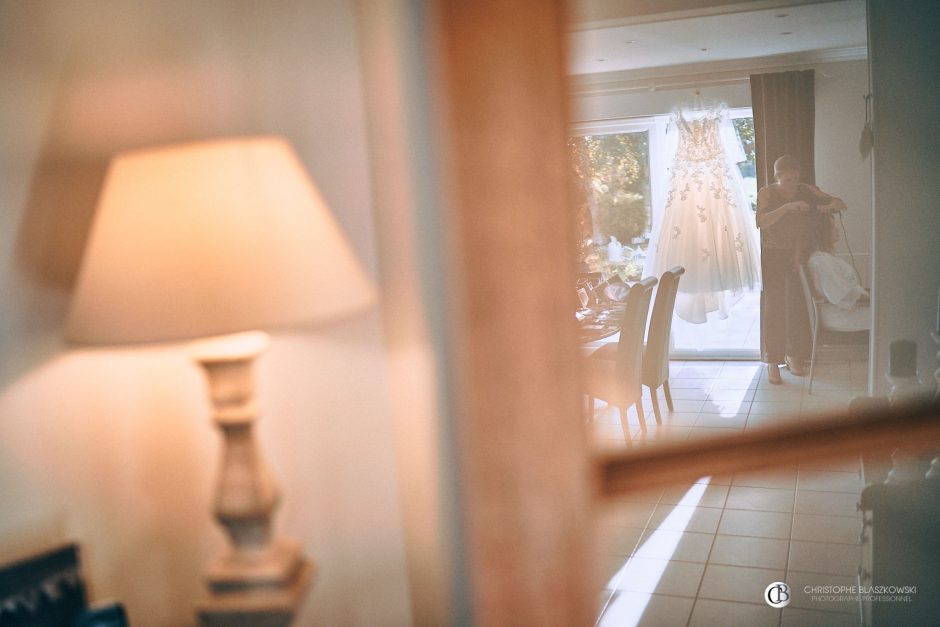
left=764, top=581, right=791, bottom=608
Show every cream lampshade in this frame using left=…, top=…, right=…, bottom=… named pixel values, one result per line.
left=67, top=137, right=377, bottom=626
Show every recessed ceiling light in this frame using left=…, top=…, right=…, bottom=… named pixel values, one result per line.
left=775, top=12, right=789, bottom=18
left=780, top=32, right=793, bottom=35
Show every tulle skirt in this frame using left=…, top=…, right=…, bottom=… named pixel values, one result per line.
left=646, top=158, right=761, bottom=323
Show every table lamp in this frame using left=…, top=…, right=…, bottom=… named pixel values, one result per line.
left=66, top=137, right=377, bottom=626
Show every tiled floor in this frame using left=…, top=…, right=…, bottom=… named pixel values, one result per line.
left=590, top=354, right=868, bottom=627
left=671, top=291, right=761, bottom=354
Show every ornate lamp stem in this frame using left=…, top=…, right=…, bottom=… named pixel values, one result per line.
left=193, top=332, right=313, bottom=627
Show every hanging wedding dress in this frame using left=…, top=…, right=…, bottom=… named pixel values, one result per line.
left=646, top=106, right=761, bottom=323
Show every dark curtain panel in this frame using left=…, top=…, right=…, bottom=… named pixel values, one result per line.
left=750, top=70, right=816, bottom=187
left=750, top=69, right=816, bottom=366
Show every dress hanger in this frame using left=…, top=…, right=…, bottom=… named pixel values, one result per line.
left=680, top=89, right=727, bottom=120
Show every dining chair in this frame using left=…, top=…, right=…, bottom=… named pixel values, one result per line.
left=642, top=266, right=685, bottom=424
left=798, top=264, right=868, bottom=394
left=583, top=276, right=658, bottom=440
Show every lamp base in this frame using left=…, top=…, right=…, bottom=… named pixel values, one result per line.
left=207, top=538, right=308, bottom=592
left=198, top=552, right=315, bottom=627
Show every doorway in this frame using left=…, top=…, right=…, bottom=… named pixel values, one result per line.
left=571, top=107, right=761, bottom=359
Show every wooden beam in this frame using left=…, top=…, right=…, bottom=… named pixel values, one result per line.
left=431, top=1, right=596, bottom=625
left=597, top=398, right=940, bottom=498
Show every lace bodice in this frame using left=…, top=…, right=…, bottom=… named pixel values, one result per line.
left=674, top=110, right=723, bottom=163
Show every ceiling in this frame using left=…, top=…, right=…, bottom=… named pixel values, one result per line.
left=567, top=0, right=867, bottom=76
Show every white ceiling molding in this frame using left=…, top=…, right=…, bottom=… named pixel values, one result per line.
left=569, top=0, right=842, bottom=32
left=569, top=46, right=867, bottom=96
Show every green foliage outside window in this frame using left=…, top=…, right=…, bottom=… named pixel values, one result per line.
left=568, top=132, right=651, bottom=278
left=732, top=117, right=757, bottom=210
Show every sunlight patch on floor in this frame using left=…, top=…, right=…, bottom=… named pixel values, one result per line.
left=597, top=478, right=711, bottom=626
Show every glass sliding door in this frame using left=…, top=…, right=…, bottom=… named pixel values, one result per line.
left=667, top=108, right=760, bottom=359
left=571, top=109, right=761, bottom=359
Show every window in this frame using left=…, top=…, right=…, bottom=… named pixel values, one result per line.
left=729, top=110, right=757, bottom=211
left=570, top=109, right=755, bottom=282
left=572, top=108, right=760, bottom=357
left=569, top=119, right=665, bottom=281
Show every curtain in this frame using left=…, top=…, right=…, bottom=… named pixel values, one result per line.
left=750, top=69, right=816, bottom=365
left=750, top=70, right=816, bottom=187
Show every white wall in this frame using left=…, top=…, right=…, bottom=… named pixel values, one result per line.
left=868, top=0, right=940, bottom=393
left=814, top=60, right=873, bottom=285
left=0, top=1, right=412, bottom=625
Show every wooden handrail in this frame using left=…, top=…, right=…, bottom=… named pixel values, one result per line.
left=596, top=397, right=940, bottom=498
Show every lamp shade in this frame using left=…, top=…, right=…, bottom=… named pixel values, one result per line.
left=67, top=137, right=376, bottom=345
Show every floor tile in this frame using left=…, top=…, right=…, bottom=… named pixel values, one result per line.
left=597, top=591, right=695, bottom=627
left=801, top=390, right=859, bottom=404
left=757, top=372, right=803, bottom=389
left=697, top=564, right=784, bottom=604
left=668, top=387, right=710, bottom=401
left=725, top=486, right=795, bottom=513
left=790, top=514, right=861, bottom=545
left=660, top=483, right=729, bottom=508
left=689, top=599, right=782, bottom=627
left=636, top=529, right=714, bottom=563
left=648, top=504, right=722, bottom=534
left=800, top=405, right=851, bottom=421
left=700, top=473, right=734, bottom=486
left=694, top=412, right=749, bottom=428
left=744, top=412, right=789, bottom=430
left=707, top=387, right=756, bottom=402
left=718, top=509, right=792, bottom=539
left=793, top=490, right=860, bottom=517
left=679, top=364, right=726, bottom=378
left=687, top=426, right=744, bottom=440
left=797, top=470, right=861, bottom=493
left=667, top=399, right=707, bottom=413
left=700, top=399, right=752, bottom=416
left=708, top=534, right=789, bottom=569
left=657, top=411, right=699, bottom=427
left=788, top=540, right=860, bottom=576
left=732, top=468, right=798, bottom=490
left=719, top=362, right=763, bottom=375
left=753, top=387, right=804, bottom=402
left=749, top=401, right=802, bottom=416
left=610, top=556, right=706, bottom=597
left=669, top=377, right=715, bottom=390
left=711, top=378, right=759, bottom=390
left=635, top=425, right=692, bottom=443
left=798, top=456, right=861, bottom=473
left=802, top=388, right=855, bottom=404
left=786, top=571, right=858, bottom=614
left=781, top=607, right=859, bottom=626
left=594, top=357, right=871, bottom=625
left=804, top=375, right=852, bottom=391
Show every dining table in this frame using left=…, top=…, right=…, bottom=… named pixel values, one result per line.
left=577, top=302, right=625, bottom=343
